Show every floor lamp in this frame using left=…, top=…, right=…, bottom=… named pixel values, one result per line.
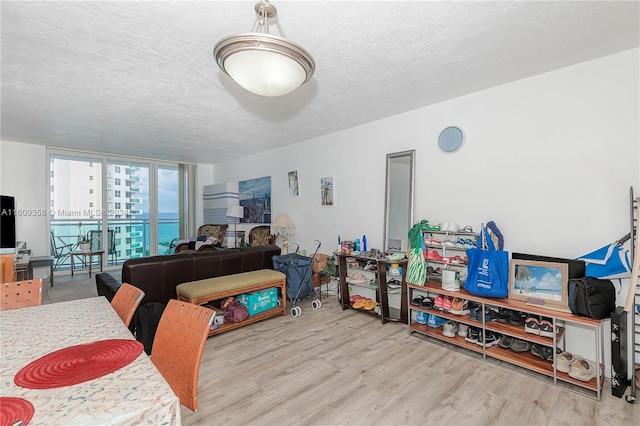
left=226, top=205, right=244, bottom=248
left=272, top=214, right=295, bottom=254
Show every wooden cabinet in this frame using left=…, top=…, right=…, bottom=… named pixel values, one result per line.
left=1, top=254, right=15, bottom=283
left=337, top=253, right=408, bottom=324
left=407, top=280, right=605, bottom=400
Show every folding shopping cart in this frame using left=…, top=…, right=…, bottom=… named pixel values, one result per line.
left=272, top=240, right=322, bottom=317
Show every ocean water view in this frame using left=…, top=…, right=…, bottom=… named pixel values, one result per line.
left=51, top=213, right=179, bottom=266
left=151, top=219, right=179, bottom=255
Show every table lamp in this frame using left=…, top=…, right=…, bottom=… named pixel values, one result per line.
left=226, top=205, right=244, bottom=248
left=271, top=214, right=295, bottom=254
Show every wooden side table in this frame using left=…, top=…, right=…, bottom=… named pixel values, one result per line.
left=70, top=250, right=104, bottom=278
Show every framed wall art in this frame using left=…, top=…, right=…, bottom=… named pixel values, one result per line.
left=238, top=176, right=271, bottom=224
left=288, top=170, right=300, bottom=197
left=320, top=176, right=334, bottom=206
left=509, top=259, right=570, bottom=313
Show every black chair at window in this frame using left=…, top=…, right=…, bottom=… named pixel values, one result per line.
left=50, top=231, right=73, bottom=271
left=88, top=230, right=117, bottom=265
left=169, top=237, right=181, bottom=253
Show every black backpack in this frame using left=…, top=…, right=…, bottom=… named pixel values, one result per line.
left=132, top=302, right=166, bottom=355
left=568, top=277, right=615, bottom=319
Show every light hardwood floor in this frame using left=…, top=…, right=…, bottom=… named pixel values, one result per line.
left=183, top=295, right=639, bottom=426
left=47, top=275, right=639, bottom=425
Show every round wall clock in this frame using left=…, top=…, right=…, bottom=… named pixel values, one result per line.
left=438, top=126, right=465, bottom=153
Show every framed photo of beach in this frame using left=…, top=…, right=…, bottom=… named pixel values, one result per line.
left=509, top=259, right=570, bottom=313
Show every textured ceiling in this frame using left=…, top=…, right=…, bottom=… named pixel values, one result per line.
left=1, top=1, right=639, bottom=165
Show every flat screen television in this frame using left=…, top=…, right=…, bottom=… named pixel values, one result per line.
left=511, top=252, right=585, bottom=279
left=1, top=195, right=16, bottom=249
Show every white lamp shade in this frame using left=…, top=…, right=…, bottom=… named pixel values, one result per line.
left=272, top=214, right=295, bottom=236
left=214, top=30, right=315, bottom=98
left=224, top=50, right=306, bottom=97
left=226, top=205, right=244, bottom=219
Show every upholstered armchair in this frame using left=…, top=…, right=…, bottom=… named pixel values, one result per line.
left=249, top=226, right=276, bottom=246
left=173, top=224, right=228, bottom=253
left=174, top=240, right=217, bottom=253
left=197, top=224, right=228, bottom=246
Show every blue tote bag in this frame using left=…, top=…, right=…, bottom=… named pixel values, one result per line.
left=464, top=228, right=509, bottom=298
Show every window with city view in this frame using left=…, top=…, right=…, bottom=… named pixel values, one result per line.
left=49, top=153, right=183, bottom=269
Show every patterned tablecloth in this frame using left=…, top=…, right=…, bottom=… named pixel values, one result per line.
left=0, top=297, right=181, bottom=425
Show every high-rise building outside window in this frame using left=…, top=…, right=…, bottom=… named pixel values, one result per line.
left=50, top=151, right=189, bottom=267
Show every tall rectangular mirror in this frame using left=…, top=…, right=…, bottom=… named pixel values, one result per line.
left=384, top=150, right=415, bottom=252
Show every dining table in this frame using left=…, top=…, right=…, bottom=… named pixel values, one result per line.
left=0, top=297, right=181, bottom=425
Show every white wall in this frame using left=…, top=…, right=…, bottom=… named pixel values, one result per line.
left=210, top=49, right=639, bottom=371
left=212, top=49, right=639, bottom=261
left=0, top=141, right=49, bottom=255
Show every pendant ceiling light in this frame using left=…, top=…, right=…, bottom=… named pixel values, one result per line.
left=213, top=0, right=315, bottom=97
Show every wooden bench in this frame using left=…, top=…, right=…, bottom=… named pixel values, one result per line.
left=176, top=269, right=287, bottom=336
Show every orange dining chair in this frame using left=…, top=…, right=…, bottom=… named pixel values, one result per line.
left=1, top=279, right=43, bottom=311
left=151, top=299, right=214, bottom=411
left=110, top=283, right=145, bottom=327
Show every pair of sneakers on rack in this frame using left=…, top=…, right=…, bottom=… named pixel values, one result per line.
left=468, top=304, right=498, bottom=323
left=499, top=336, right=532, bottom=353
left=411, top=295, right=434, bottom=308
left=415, top=311, right=448, bottom=328
left=524, top=315, right=555, bottom=338
left=427, top=314, right=448, bottom=328
left=464, top=326, right=500, bottom=347
left=434, top=295, right=453, bottom=311
left=442, top=321, right=473, bottom=339
left=555, top=352, right=600, bottom=382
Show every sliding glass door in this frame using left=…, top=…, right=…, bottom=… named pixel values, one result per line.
left=157, top=164, right=180, bottom=255
left=49, top=154, right=103, bottom=269
left=49, top=150, right=191, bottom=269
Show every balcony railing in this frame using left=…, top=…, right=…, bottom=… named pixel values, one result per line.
left=50, top=216, right=179, bottom=270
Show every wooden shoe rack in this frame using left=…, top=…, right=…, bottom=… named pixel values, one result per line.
left=408, top=280, right=605, bottom=400
left=337, top=253, right=408, bottom=324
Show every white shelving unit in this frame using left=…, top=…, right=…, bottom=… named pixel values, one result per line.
left=421, top=228, right=480, bottom=285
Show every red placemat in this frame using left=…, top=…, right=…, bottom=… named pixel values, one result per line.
left=0, top=397, right=34, bottom=426
left=14, top=339, right=143, bottom=389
